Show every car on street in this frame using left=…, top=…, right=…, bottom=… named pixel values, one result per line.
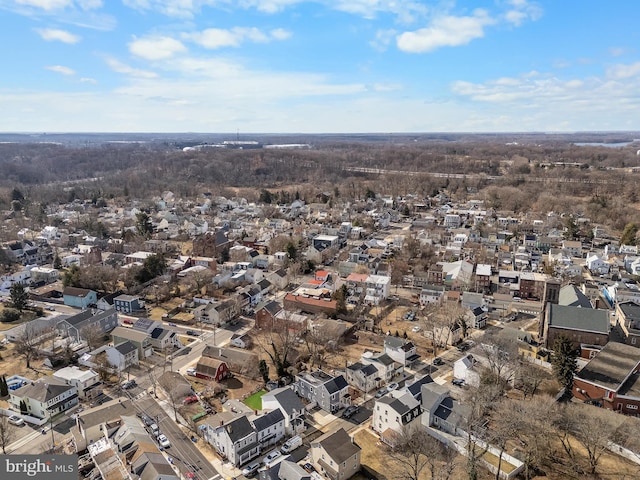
left=456, top=342, right=471, bottom=352
left=303, top=463, right=316, bottom=473
left=386, top=382, right=399, bottom=392
left=242, top=463, right=260, bottom=477
left=157, top=434, right=171, bottom=448
left=185, top=330, right=200, bottom=336
left=138, top=413, right=154, bottom=426
left=47, top=306, right=56, bottom=311
left=452, top=379, right=465, bottom=387
left=342, top=405, right=360, bottom=419
left=263, top=450, right=281, bottom=466
left=8, top=415, right=25, bottom=426
left=121, top=380, right=137, bottom=389
left=186, top=367, right=197, bottom=376
left=411, top=325, right=421, bottom=332
left=432, top=358, right=445, bottom=366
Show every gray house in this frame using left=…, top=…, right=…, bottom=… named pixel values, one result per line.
left=204, top=414, right=259, bottom=466
left=261, top=386, right=306, bottom=435
left=56, top=308, right=118, bottom=344
left=295, top=371, right=350, bottom=414
left=345, top=362, right=380, bottom=393
left=251, top=408, right=285, bottom=450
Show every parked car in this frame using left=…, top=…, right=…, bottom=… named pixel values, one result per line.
left=280, top=435, right=302, bottom=454
left=138, top=413, right=154, bottom=427
left=432, top=358, right=445, bottom=366
left=241, top=463, right=260, bottom=477
left=186, top=367, right=197, bottom=376
left=342, top=405, right=360, bottom=419
left=375, top=388, right=388, bottom=398
left=263, top=450, right=281, bottom=466
left=183, top=395, right=198, bottom=405
left=185, top=330, right=200, bottom=336
left=8, top=415, right=25, bottom=426
left=387, top=382, right=399, bottom=392
left=456, top=342, right=471, bottom=352
left=411, top=325, right=421, bottom=333
left=303, top=463, right=316, bottom=473
left=452, top=379, right=465, bottom=387
left=47, top=306, right=56, bottom=311
left=157, top=434, right=171, bottom=448
left=121, top=380, right=137, bottom=390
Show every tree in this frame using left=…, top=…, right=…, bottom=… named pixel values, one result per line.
left=0, top=415, right=16, bottom=454
left=80, top=323, right=104, bottom=351
left=551, top=335, right=578, bottom=399
left=620, top=222, right=638, bottom=245
left=15, top=323, right=40, bottom=369
left=388, top=425, right=456, bottom=480
left=135, top=212, right=154, bottom=239
left=286, top=242, right=298, bottom=261
left=0, top=375, right=8, bottom=397
left=62, top=264, right=81, bottom=287
left=259, top=359, right=270, bottom=383
left=9, top=283, right=28, bottom=313
left=0, top=308, right=21, bottom=323
left=332, top=284, right=348, bottom=314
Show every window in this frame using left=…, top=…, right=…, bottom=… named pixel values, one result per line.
left=627, top=404, right=638, bottom=410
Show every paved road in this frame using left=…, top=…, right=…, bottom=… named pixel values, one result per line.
left=136, top=396, right=222, bottom=480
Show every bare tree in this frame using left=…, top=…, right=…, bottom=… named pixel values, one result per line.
left=158, top=373, right=191, bottom=423
left=15, top=323, right=41, bottom=369
left=80, top=323, right=104, bottom=351
left=478, top=334, right=519, bottom=388
left=254, top=312, right=300, bottom=377
left=388, top=424, right=457, bottom=480
left=516, top=359, right=548, bottom=399
left=0, top=415, right=16, bottom=454
left=301, top=318, right=344, bottom=369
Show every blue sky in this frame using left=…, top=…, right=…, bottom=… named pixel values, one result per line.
left=1, top=0, right=639, bottom=133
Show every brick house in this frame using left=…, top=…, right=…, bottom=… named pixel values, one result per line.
left=541, top=303, right=609, bottom=350
left=616, top=301, right=640, bottom=347
left=573, top=342, right=640, bottom=414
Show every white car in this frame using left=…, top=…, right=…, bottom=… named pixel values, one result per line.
left=157, top=434, right=171, bottom=448
left=186, top=368, right=197, bottom=376
left=241, top=463, right=260, bottom=477
left=263, top=450, right=281, bottom=466
left=411, top=325, right=421, bottom=333
left=8, top=415, right=25, bottom=426
left=387, top=382, right=399, bottom=392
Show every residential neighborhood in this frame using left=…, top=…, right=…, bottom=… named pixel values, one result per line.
left=2, top=167, right=640, bottom=480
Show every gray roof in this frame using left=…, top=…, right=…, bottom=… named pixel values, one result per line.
left=618, top=301, right=640, bottom=322
left=132, top=317, right=155, bottom=331
left=77, top=397, right=134, bottom=429
left=384, top=335, right=406, bottom=349
left=265, top=386, right=304, bottom=415
left=63, top=307, right=117, bottom=328
left=277, top=460, right=311, bottom=480
left=406, top=375, right=434, bottom=400
left=13, top=376, right=73, bottom=402
left=251, top=409, right=284, bottom=432
left=576, top=341, right=640, bottom=392
left=115, top=341, right=137, bottom=355
left=558, top=285, right=593, bottom=308
left=315, top=428, right=360, bottom=465
left=223, top=415, right=255, bottom=442
left=324, top=375, right=348, bottom=394
left=547, top=303, right=609, bottom=334
left=377, top=393, right=420, bottom=416
left=420, top=383, right=450, bottom=410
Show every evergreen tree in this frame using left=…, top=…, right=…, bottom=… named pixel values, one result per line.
left=9, top=283, right=29, bottom=312
left=259, top=359, right=270, bottom=383
left=0, top=375, right=8, bottom=397
left=551, top=335, right=578, bottom=400
left=19, top=400, right=27, bottom=414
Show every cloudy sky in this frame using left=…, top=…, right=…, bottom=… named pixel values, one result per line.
left=1, top=0, right=639, bottom=133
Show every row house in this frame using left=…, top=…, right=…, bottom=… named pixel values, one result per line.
left=261, top=386, right=306, bottom=435
left=295, top=370, right=350, bottom=414
left=10, top=376, right=78, bottom=420
left=372, top=392, right=422, bottom=446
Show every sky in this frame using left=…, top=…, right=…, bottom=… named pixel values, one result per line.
left=1, top=0, right=639, bottom=133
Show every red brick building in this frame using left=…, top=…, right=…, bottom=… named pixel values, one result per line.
left=573, top=342, right=640, bottom=415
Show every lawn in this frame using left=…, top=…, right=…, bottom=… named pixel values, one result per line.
left=243, top=390, right=266, bottom=411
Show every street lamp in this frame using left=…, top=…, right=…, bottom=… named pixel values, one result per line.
left=48, top=409, right=55, bottom=451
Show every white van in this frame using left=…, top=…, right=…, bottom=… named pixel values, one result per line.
left=280, top=435, right=302, bottom=454
left=148, top=423, right=160, bottom=437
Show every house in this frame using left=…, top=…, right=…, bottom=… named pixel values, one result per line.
left=96, top=292, right=122, bottom=311
left=255, top=300, right=283, bottom=329
left=616, top=301, right=640, bottom=347
left=203, top=414, right=259, bottom=466
left=359, top=351, right=401, bottom=382
left=573, top=342, right=640, bottom=415
left=419, top=285, right=446, bottom=306
left=541, top=303, right=610, bottom=350
left=372, top=392, right=422, bottom=446
left=586, top=254, right=609, bottom=275
left=310, top=428, right=361, bottom=480
left=251, top=408, right=285, bottom=449
left=111, top=326, right=153, bottom=358
left=113, top=294, right=145, bottom=314
left=107, top=341, right=139, bottom=371
left=261, top=386, right=306, bottom=435
left=384, top=336, right=421, bottom=367
left=74, top=397, right=135, bottom=448
left=9, top=376, right=78, bottom=420
left=284, top=292, right=337, bottom=316
left=195, top=356, right=231, bottom=382
left=56, top=308, right=118, bottom=344
left=53, top=366, right=101, bottom=400
left=230, top=333, right=252, bottom=349
left=131, top=317, right=163, bottom=334
left=467, top=306, right=488, bottom=330
left=149, top=327, right=179, bottom=351
left=202, top=346, right=258, bottom=377
left=420, top=383, right=469, bottom=436
left=63, top=286, right=97, bottom=309
left=401, top=375, right=434, bottom=402
left=475, top=264, right=492, bottom=293
left=295, top=371, right=350, bottom=414
left=345, top=362, right=380, bottom=393
left=453, top=354, right=480, bottom=387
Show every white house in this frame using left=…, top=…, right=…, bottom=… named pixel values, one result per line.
left=585, top=254, right=608, bottom=275
left=261, top=386, right=306, bottom=435
left=203, top=415, right=259, bottom=467
left=372, top=392, right=422, bottom=446
left=53, top=366, right=101, bottom=400
left=9, top=377, right=78, bottom=420
left=453, top=354, right=480, bottom=387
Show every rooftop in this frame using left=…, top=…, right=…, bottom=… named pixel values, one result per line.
left=577, top=342, right=640, bottom=392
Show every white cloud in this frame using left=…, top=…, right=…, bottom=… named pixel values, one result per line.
left=333, top=0, right=428, bottom=22
left=129, top=36, right=187, bottom=60
left=46, top=65, right=75, bottom=75
left=16, top=0, right=72, bottom=10
left=504, top=0, right=542, bottom=26
left=79, top=77, right=97, bottom=83
left=36, top=28, right=81, bottom=43
left=105, top=57, right=158, bottom=78
left=606, top=62, right=640, bottom=80
left=370, top=29, right=396, bottom=52
left=397, top=10, right=495, bottom=53
left=609, top=47, right=627, bottom=57
left=185, top=27, right=290, bottom=49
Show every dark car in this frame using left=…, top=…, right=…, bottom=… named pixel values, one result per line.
left=122, top=380, right=137, bottom=390
left=185, top=330, right=201, bottom=336
left=432, top=358, right=445, bottom=366
left=303, top=463, right=316, bottom=473
left=342, top=405, right=360, bottom=419
left=457, top=342, right=470, bottom=352
left=452, top=379, right=465, bottom=387
left=138, top=413, right=154, bottom=426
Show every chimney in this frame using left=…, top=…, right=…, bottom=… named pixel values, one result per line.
left=220, top=420, right=224, bottom=426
